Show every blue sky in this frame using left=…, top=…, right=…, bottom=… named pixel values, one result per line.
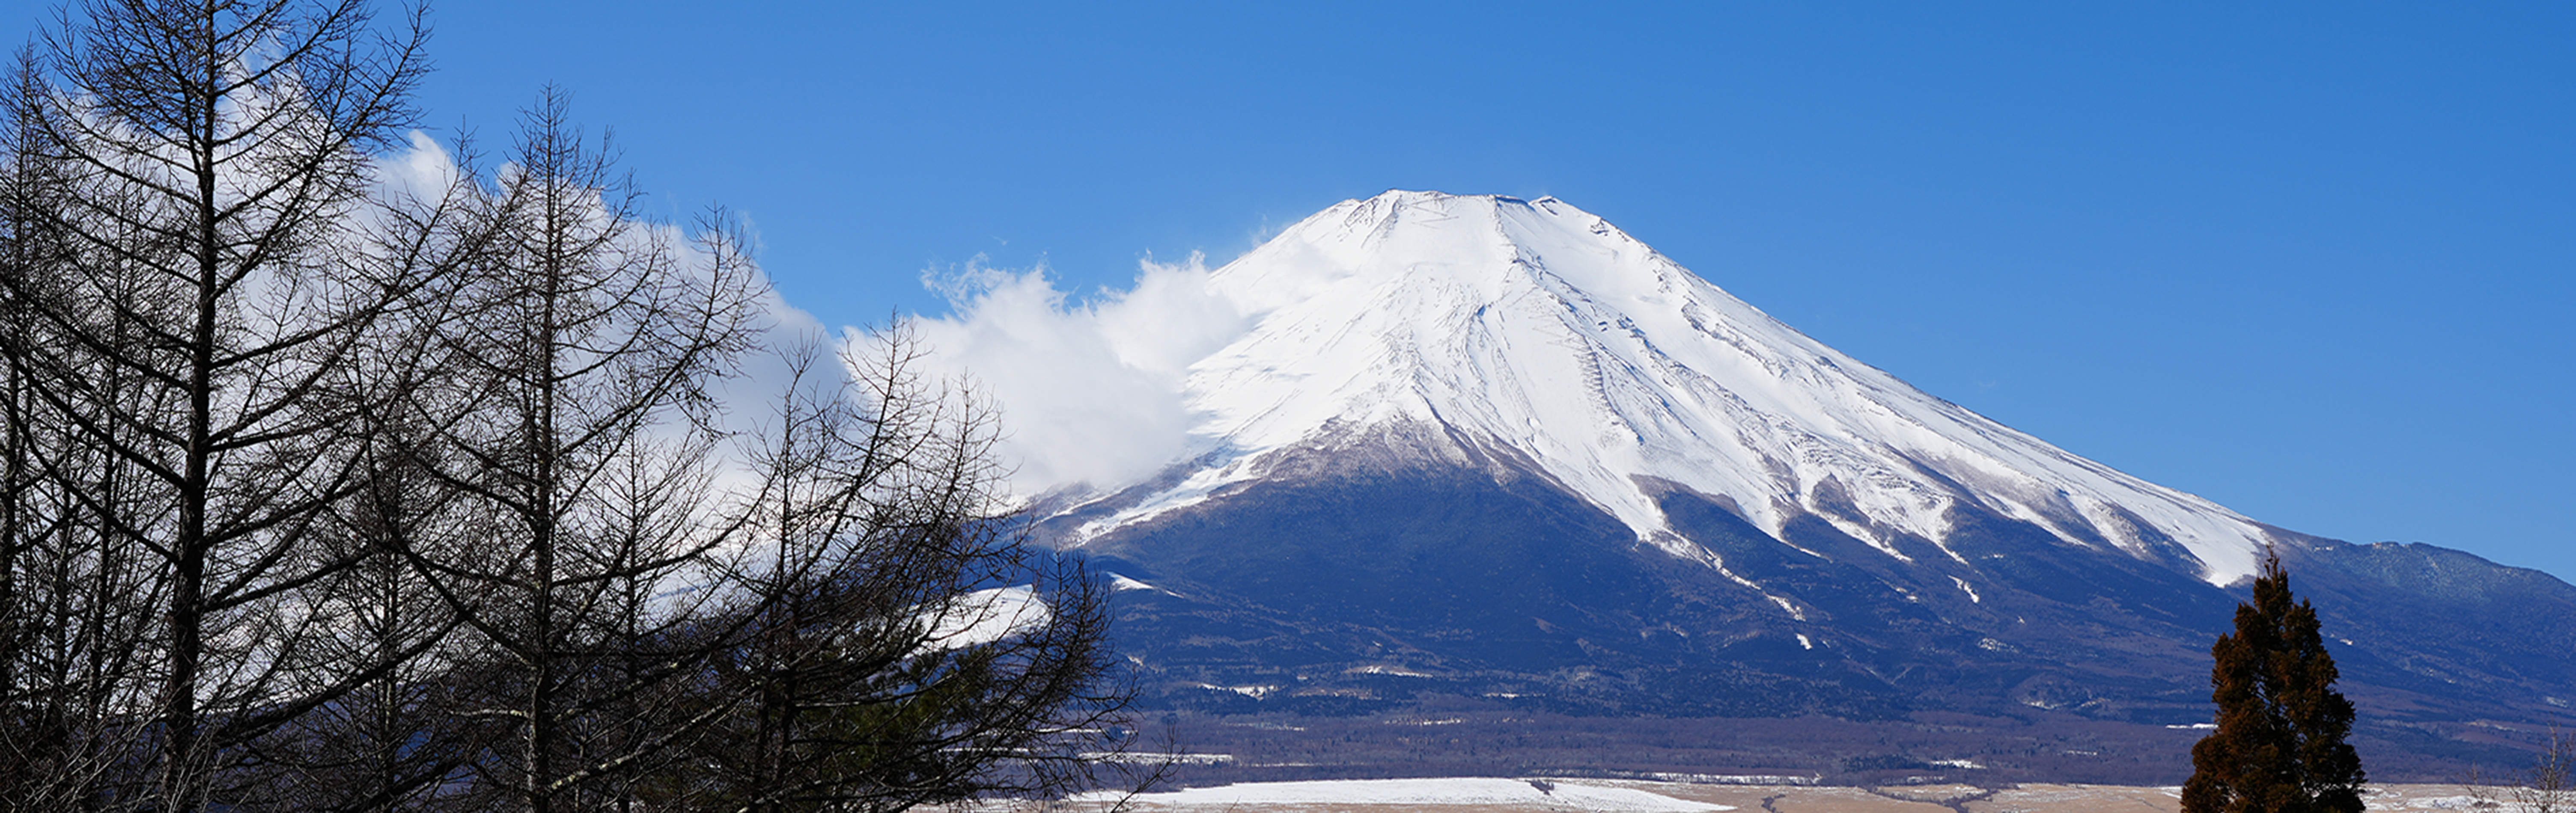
left=12, top=3, right=2572, bottom=577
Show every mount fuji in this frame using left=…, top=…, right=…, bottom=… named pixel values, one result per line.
left=1011, top=191, right=2575, bottom=780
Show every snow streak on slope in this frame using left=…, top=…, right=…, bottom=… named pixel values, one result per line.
left=1042, top=191, right=2271, bottom=585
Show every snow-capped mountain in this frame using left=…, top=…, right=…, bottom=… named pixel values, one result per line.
left=1008, top=191, right=2576, bottom=779
left=1055, top=190, right=2264, bottom=586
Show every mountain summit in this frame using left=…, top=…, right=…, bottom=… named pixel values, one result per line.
left=1021, top=190, right=2576, bottom=780
left=1063, top=190, right=2263, bottom=585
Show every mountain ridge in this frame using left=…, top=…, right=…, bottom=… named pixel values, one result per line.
left=1004, top=190, right=2576, bottom=780
left=1049, top=190, right=2266, bottom=586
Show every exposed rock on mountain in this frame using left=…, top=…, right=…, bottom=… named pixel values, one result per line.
left=1021, top=191, right=2576, bottom=779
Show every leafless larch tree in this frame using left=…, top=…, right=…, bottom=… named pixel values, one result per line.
left=0, top=2, right=1145, bottom=811
left=686, top=326, right=1141, bottom=813
left=0, top=1, right=1149, bottom=813
left=0, top=0, right=444, bottom=808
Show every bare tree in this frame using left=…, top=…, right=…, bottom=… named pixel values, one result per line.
left=0, top=47, right=170, bottom=808
left=387, top=88, right=762, bottom=813
left=690, top=328, right=1142, bottom=813
left=2510, top=727, right=2576, bottom=813
left=0, top=0, right=443, bottom=807
left=2, top=3, right=1150, bottom=810
left=256, top=153, right=500, bottom=810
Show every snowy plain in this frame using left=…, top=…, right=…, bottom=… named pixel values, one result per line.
left=1072, top=777, right=1730, bottom=811
left=1062, top=778, right=2514, bottom=813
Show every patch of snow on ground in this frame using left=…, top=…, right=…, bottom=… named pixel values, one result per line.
left=1194, top=683, right=1279, bottom=699
left=922, top=586, right=1048, bottom=648
left=1347, top=664, right=1435, bottom=677
left=1610, top=772, right=1819, bottom=785
left=1081, top=777, right=1730, bottom=811
left=1951, top=576, right=1981, bottom=603
left=1109, top=573, right=1161, bottom=592
left=1078, top=752, right=1233, bottom=765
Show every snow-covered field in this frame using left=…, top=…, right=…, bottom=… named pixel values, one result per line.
left=1057, top=779, right=2518, bottom=812
left=1072, top=777, right=1728, bottom=811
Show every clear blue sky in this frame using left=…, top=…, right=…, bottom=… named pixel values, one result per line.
left=11, top=3, right=2571, bottom=577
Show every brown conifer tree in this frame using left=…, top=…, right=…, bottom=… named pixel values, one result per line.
left=2184, top=549, right=2366, bottom=813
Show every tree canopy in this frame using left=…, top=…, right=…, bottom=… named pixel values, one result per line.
left=2183, top=549, right=2365, bottom=813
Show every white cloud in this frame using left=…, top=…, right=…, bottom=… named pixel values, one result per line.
left=369, top=134, right=842, bottom=510
left=902, top=253, right=1247, bottom=497
left=372, top=136, right=1245, bottom=504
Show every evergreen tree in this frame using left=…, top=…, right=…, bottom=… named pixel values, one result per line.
left=2184, top=549, right=2366, bottom=813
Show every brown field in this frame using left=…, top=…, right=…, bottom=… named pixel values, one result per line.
left=1109, top=709, right=2540, bottom=788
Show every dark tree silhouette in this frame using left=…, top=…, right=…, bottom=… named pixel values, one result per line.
left=0, top=2, right=1146, bottom=809
left=688, top=330, right=1142, bottom=813
left=0, top=1, right=441, bottom=808
left=419, top=88, right=766, bottom=813
left=2183, top=549, right=2365, bottom=813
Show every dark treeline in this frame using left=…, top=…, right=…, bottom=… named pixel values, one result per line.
left=0, top=1, right=1140, bottom=811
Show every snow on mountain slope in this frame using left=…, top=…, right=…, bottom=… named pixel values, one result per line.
left=1049, top=190, right=2271, bottom=585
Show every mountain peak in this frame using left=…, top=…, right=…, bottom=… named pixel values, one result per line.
left=1055, top=192, right=2270, bottom=586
